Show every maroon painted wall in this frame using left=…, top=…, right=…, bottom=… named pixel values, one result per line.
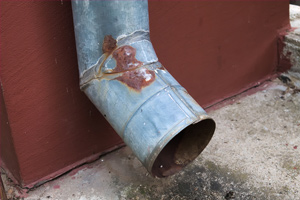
left=149, top=1, right=290, bottom=107
left=1, top=87, right=21, bottom=184
left=0, top=1, right=123, bottom=187
left=0, top=1, right=289, bottom=187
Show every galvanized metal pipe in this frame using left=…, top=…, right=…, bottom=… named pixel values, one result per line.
left=72, top=0, right=215, bottom=177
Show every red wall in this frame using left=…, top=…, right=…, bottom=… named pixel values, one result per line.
left=1, top=89, right=21, bottom=184
left=149, top=1, right=289, bottom=107
left=0, top=1, right=289, bottom=187
left=0, top=1, right=123, bottom=187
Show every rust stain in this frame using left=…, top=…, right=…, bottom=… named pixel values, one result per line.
left=102, top=35, right=117, bottom=54
left=102, top=39, right=154, bottom=91
left=115, top=68, right=155, bottom=91
left=112, top=45, right=143, bottom=73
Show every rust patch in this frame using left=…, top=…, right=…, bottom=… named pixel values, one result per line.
left=112, top=45, right=143, bottom=73
left=102, top=35, right=117, bottom=54
left=104, top=43, right=153, bottom=91
left=158, top=66, right=166, bottom=70
left=115, top=68, right=155, bottom=91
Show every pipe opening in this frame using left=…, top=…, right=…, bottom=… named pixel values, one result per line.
left=151, top=118, right=216, bottom=178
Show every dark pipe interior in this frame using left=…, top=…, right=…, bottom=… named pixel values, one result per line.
left=151, top=119, right=216, bottom=177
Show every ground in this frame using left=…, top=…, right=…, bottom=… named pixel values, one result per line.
left=2, top=76, right=300, bottom=200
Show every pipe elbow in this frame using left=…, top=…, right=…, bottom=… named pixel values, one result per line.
left=72, top=1, right=216, bottom=178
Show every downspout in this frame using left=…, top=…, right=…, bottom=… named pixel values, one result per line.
left=71, top=0, right=216, bottom=177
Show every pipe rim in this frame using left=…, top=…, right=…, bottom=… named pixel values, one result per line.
left=148, top=116, right=216, bottom=178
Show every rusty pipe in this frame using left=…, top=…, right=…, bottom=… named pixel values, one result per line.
left=72, top=0, right=215, bottom=177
